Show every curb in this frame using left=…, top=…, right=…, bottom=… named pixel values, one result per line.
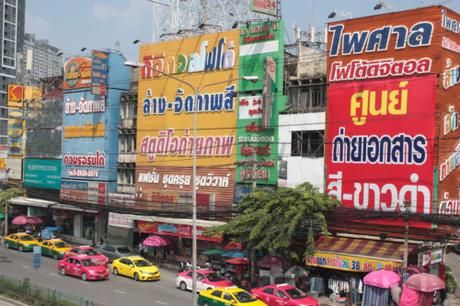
left=0, top=295, right=29, bottom=306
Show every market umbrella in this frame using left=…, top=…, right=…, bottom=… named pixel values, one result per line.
left=12, top=215, right=29, bottom=225
left=257, top=256, right=285, bottom=269
left=202, top=249, right=224, bottom=256
left=405, top=273, right=445, bottom=292
left=27, top=217, right=42, bottom=225
left=225, top=257, right=249, bottom=265
left=224, top=241, right=243, bottom=250
left=362, top=285, right=390, bottom=306
left=363, top=269, right=401, bottom=288
left=143, top=235, right=171, bottom=247
left=222, top=250, right=245, bottom=258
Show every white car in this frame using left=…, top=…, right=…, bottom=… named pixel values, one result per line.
left=176, top=269, right=233, bottom=291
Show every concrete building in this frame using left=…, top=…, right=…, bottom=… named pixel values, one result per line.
left=0, top=0, right=25, bottom=143
left=20, top=33, right=62, bottom=84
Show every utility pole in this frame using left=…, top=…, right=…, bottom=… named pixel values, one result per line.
left=402, top=200, right=411, bottom=274
left=252, top=149, right=257, bottom=191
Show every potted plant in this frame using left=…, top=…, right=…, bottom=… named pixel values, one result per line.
left=445, top=269, right=457, bottom=294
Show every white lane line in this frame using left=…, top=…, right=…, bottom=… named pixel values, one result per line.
left=155, top=301, right=168, bottom=305
left=49, top=273, right=58, bottom=276
left=21, top=265, right=30, bottom=269
left=114, top=289, right=127, bottom=295
left=79, top=280, right=89, bottom=284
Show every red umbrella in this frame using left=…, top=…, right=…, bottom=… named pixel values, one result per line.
left=226, top=257, right=249, bottom=265
left=12, top=215, right=29, bottom=225
left=143, top=235, right=171, bottom=247
left=224, top=241, right=243, bottom=250
left=27, top=217, right=42, bottom=224
left=257, top=256, right=285, bottom=269
left=406, top=273, right=445, bottom=293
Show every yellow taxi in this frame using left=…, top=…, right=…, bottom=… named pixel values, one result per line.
left=111, top=256, right=160, bottom=281
left=198, top=287, right=267, bottom=306
left=39, top=239, right=72, bottom=259
left=4, top=233, right=39, bottom=252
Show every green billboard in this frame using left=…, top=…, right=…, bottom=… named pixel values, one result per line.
left=236, top=20, right=286, bottom=186
left=24, top=159, right=61, bottom=190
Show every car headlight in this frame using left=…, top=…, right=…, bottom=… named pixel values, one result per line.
left=88, top=270, right=96, bottom=275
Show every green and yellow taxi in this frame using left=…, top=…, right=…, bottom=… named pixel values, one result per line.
left=111, top=256, right=160, bottom=281
left=198, top=287, right=267, bottom=306
left=39, top=239, right=72, bottom=259
left=4, top=233, right=39, bottom=252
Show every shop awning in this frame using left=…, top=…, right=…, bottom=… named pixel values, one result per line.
left=129, top=214, right=226, bottom=228
left=9, top=197, right=98, bottom=213
left=306, top=236, right=416, bottom=272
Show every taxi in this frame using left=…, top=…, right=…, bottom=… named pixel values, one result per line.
left=198, top=287, right=267, bottom=306
left=4, top=233, right=39, bottom=252
left=39, top=239, right=72, bottom=259
left=111, top=256, right=160, bottom=281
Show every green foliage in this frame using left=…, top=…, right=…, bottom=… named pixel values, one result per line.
left=446, top=267, right=457, bottom=290
left=0, top=187, right=25, bottom=213
left=211, top=182, right=339, bottom=263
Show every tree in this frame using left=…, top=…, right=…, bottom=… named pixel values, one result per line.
left=0, top=186, right=25, bottom=213
left=212, top=182, right=339, bottom=264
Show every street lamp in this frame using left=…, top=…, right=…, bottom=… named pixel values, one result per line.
left=124, top=60, right=258, bottom=305
left=374, top=1, right=396, bottom=11
left=328, top=10, right=352, bottom=19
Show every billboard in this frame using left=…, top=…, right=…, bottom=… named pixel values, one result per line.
left=91, top=50, right=108, bottom=96
left=61, top=179, right=115, bottom=205
left=236, top=20, right=285, bottom=186
left=63, top=57, right=92, bottom=91
left=136, top=30, right=240, bottom=209
left=326, top=76, right=436, bottom=214
left=24, top=159, right=61, bottom=190
left=251, top=0, right=277, bottom=17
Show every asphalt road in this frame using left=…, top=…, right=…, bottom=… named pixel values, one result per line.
left=0, top=245, right=192, bottom=306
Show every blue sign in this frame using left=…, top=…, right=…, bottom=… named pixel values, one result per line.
left=91, top=50, right=108, bottom=96
left=33, top=246, right=41, bottom=270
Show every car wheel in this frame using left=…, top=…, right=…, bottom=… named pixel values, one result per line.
left=203, top=302, right=210, bottom=306
left=60, top=268, right=66, bottom=276
left=19, top=246, right=24, bottom=252
left=180, top=281, right=187, bottom=291
left=53, top=253, right=59, bottom=260
left=112, top=268, right=118, bottom=275
left=134, top=273, right=139, bottom=281
left=4, top=243, right=9, bottom=249
left=81, top=273, right=87, bottom=281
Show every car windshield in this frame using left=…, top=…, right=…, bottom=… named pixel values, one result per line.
left=285, top=288, right=307, bottom=299
left=116, top=247, right=132, bottom=253
left=54, top=242, right=69, bottom=248
left=233, top=291, right=258, bottom=303
left=19, top=236, right=34, bottom=241
left=206, top=273, right=225, bottom=282
left=81, top=259, right=100, bottom=267
left=83, top=249, right=100, bottom=255
left=134, top=259, right=152, bottom=267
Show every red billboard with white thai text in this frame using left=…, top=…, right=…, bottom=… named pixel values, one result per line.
left=325, top=75, right=435, bottom=214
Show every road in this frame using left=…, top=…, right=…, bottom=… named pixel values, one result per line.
left=0, top=245, right=191, bottom=306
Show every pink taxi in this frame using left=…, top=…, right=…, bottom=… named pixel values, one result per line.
left=251, top=284, right=318, bottom=306
left=57, top=255, right=109, bottom=281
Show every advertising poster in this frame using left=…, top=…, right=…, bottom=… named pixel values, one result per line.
left=136, top=30, right=240, bottom=209
left=91, top=50, right=108, bottom=96
left=7, top=84, right=24, bottom=108
left=236, top=20, right=285, bottom=186
left=325, top=75, right=436, bottom=215
left=63, top=57, right=92, bottom=91
left=24, top=159, right=61, bottom=190
left=138, top=221, right=223, bottom=242
left=60, top=179, right=115, bottom=205
left=251, top=0, right=278, bottom=17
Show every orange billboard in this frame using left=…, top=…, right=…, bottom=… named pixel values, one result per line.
left=137, top=30, right=240, bottom=168
left=63, top=57, right=92, bottom=90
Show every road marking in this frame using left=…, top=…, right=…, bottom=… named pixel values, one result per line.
left=79, top=281, right=89, bottom=285
left=21, top=265, right=30, bottom=269
left=155, top=301, right=168, bottom=305
left=114, top=289, right=126, bottom=295
left=49, top=273, right=58, bottom=276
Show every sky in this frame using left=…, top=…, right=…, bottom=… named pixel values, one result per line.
left=26, top=0, right=460, bottom=62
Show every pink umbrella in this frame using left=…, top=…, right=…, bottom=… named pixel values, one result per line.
left=143, top=235, right=170, bottom=247
left=12, top=215, right=29, bottom=225
left=406, top=273, right=445, bottom=293
left=363, top=269, right=401, bottom=288
left=27, top=217, right=42, bottom=225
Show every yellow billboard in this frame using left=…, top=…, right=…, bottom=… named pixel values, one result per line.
left=137, top=30, right=240, bottom=167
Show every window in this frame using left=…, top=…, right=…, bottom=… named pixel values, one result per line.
left=211, top=290, right=223, bottom=298
left=67, top=258, right=74, bottom=264
left=103, top=246, right=115, bottom=252
left=291, top=130, right=324, bottom=157
left=223, top=292, right=233, bottom=301
left=263, top=288, right=275, bottom=295
left=119, top=258, right=129, bottom=265
left=275, top=290, right=287, bottom=298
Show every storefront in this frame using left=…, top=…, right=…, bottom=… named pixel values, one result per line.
left=306, top=236, right=417, bottom=303
left=8, top=196, right=104, bottom=244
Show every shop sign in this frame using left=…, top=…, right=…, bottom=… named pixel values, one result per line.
left=63, top=123, right=105, bottom=138
left=108, top=213, right=134, bottom=229
left=240, top=22, right=278, bottom=44
left=326, top=76, right=435, bottom=214
left=7, top=117, right=25, bottom=157
left=137, top=169, right=231, bottom=188
left=443, top=106, right=458, bottom=135
left=63, top=57, right=92, bottom=90
left=442, top=37, right=460, bottom=54
left=307, top=252, right=401, bottom=272
left=419, top=249, right=443, bottom=266
left=6, top=158, right=22, bottom=180
left=91, top=50, right=108, bottom=96
left=438, top=143, right=460, bottom=181
left=442, top=60, right=460, bottom=89
left=64, top=96, right=106, bottom=115
left=251, top=0, right=277, bottom=17
left=439, top=198, right=460, bottom=215
left=108, top=193, right=135, bottom=205
left=7, top=84, right=24, bottom=107
left=442, top=10, right=460, bottom=35
left=60, top=179, right=110, bottom=205
left=239, top=96, right=263, bottom=119
left=24, top=159, right=61, bottom=190
left=137, top=221, right=223, bottom=242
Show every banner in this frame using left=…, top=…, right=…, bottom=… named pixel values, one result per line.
left=251, top=0, right=278, bottom=17
left=325, top=76, right=436, bottom=214
left=91, top=50, right=108, bottom=96
left=138, top=221, right=223, bottom=242
left=24, top=159, right=61, bottom=190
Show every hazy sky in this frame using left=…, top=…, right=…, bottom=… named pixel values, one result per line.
left=26, top=0, right=460, bottom=61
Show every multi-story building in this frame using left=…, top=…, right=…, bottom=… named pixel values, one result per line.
left=20, top=33, right=62, bottom=84
left=0, top=0, right=25, bottom=142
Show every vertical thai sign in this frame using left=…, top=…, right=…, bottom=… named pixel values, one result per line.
left=236, top=20, right=285, bottom=188
left=325, top=7, right=445, bottom=217
left=136, top=30, right=239, bottom=210
left=91, top=50, right=108, bottom=96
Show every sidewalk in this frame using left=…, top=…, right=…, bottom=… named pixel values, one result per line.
left=0, top=295, right=28, bottom=306
left=315, top=293, right=460, bottom=306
